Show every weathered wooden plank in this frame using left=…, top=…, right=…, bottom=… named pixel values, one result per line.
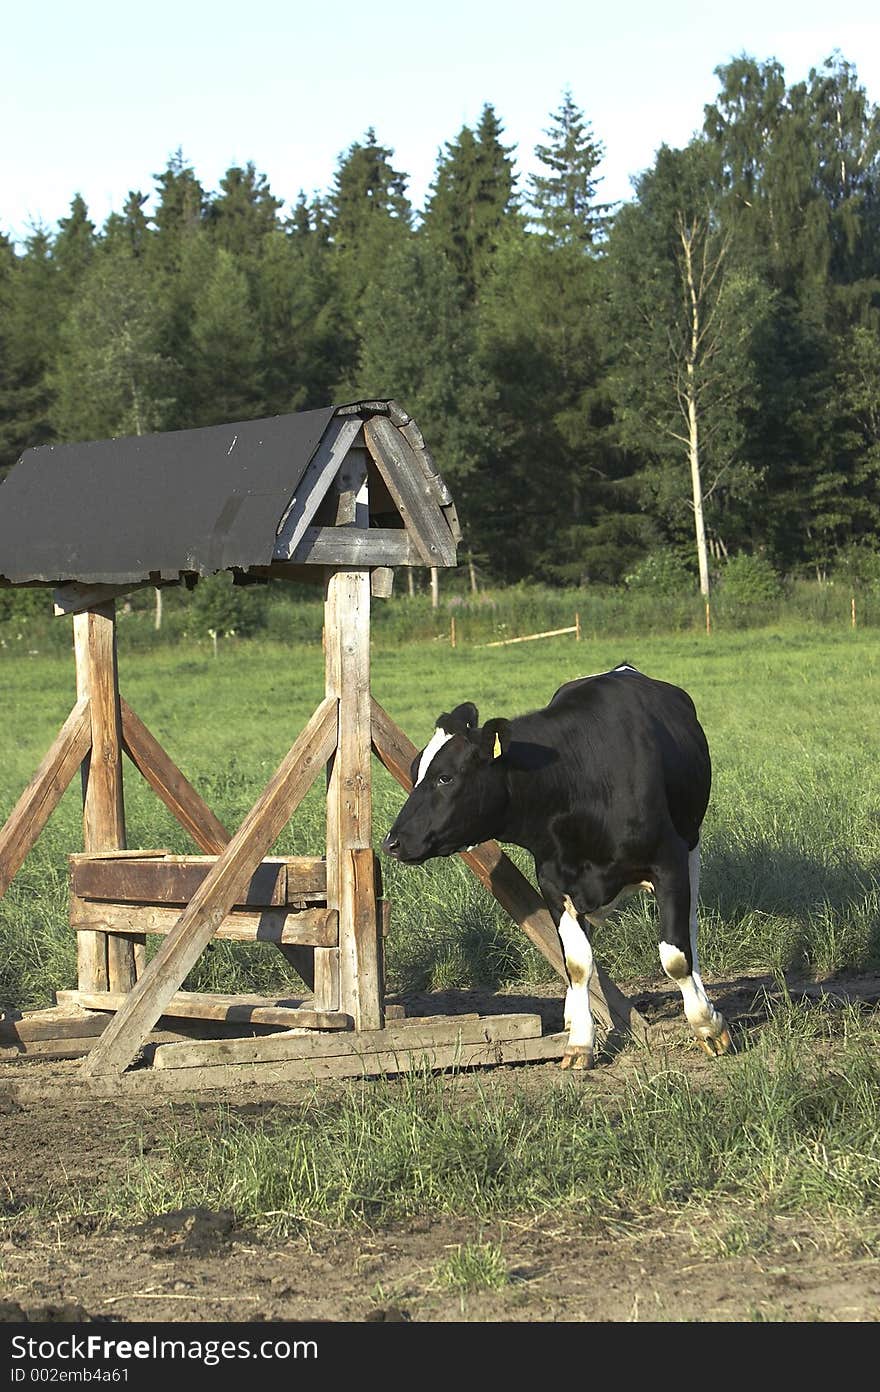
left=285, top=526, right=421, bottom=567
left=325, top=571, right=379, bottom=1029
left=370, top=698, right=650, bottom=1044
left=81, top=695, right=339, bottom=1077
left=363, top=418, right=458, bottom=567
left=120, top=699, right=231, bottom=855
left=58, top=989, right=352, bottom=1032
left=151, top=1011, right=542, bottom=1069
left=274, top=417, right=362, bottom=560
left=0, top=697, right=91, bottom=899
left=0, top=1008, right=108, bottom=1044
left=71, top=855, right=326, bottom=907
left=149, top=1029, right=567, bottom=1090
left=70, top=896, right=338, bottom=946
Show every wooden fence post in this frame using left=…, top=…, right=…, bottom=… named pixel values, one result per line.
left=73, top=603, right=140, bottom=992
left=324, top=569, right=383, bottom=1029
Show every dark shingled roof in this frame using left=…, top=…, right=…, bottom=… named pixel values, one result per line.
left=0, top=407, right=338, bottom=585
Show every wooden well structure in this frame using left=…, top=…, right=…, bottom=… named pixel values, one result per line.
left=0, top=399, right=646, bottom=1091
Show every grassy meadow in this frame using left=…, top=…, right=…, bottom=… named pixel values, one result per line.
left=2, top=615, right=880, bottom=1255
left=1, top=616, right=878, bottom=1008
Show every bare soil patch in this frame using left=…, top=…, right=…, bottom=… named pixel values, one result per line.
left=1, top=972, right=879, bottom=1324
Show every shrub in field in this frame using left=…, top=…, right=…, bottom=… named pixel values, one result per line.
left=718, top=553, right=781, bottom=605
left=624, top=549, right=695, bottom=597
left=834, top=542, right=880, bottom=594
left=187, top=572, right=268, bottom=639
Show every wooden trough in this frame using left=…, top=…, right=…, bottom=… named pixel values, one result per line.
left=0, top=399, right=647, bottom=1093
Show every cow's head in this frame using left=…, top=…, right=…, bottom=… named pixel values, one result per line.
left=381, top=703, right=511, bottom=864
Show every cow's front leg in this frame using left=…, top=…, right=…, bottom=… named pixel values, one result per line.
left=654, top=842, right=731, bottom=1057
left=555, top=893, right=596, bottom=1071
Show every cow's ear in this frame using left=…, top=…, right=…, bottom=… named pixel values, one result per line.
left=479, top=718, right=511, bottom=762
left=438, top=702, right=479, bottom=735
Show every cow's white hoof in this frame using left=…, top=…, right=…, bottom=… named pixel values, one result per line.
left=560, top=1045, right=593, bottom=1071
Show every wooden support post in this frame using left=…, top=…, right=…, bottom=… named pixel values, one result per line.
left=81, top=695, right=339, bottom=1077
left=324, top=569, right=382, bottom=1029
left=0, top=698, right=91, bottom=899
left=73, top=605, right=139, bottom=992
left=370, top=697, right=649, bottom=1045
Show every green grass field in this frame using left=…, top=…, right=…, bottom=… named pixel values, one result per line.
left=1, top=621, right=879, bottom=1007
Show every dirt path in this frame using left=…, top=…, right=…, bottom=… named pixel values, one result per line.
left=2, top=974, right=879, bottom=1324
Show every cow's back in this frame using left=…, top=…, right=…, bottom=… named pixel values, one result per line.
left=518, top=666, right=710, bottom=848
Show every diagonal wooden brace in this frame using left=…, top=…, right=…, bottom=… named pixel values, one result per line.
left=120, top=698, right=231, bottom=855
left=0, top=697, right=91, bottom=899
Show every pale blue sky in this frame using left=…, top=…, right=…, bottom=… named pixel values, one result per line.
left=4, top=0, right=879, bottom=247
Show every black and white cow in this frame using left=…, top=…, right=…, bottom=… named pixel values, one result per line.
left=382, top=663, right=731, bottom=1069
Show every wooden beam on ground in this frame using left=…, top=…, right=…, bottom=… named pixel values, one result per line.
left=2, top=1029, right=569, bottom=1098
left=370, top=698, right=649, bottom=1045
left=324, top=570, right=381, bottom=1029
left=151, top=1010, right=541, bottom=1069
left=363, top=417, right=458, bottom=567
left=70, top=896, right=338, bottom=946
left=58, top=989, right=352, bottom=1032
left=74, top=604, right=137, bottom=992
left=0, top=697, right=91, bottom=899
left=120, top=699, right=230, bottom=855
left=81, top=694, right=339, bottom=1077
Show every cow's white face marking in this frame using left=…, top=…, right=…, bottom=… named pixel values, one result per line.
left=415, top=728, right=453, bottom=786
left=559, top=895, right=595, bottom=1053
left=659, top=843, right=724, bottom=1042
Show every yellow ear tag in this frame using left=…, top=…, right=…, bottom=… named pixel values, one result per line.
left=493, top=733, right=502, bottom=759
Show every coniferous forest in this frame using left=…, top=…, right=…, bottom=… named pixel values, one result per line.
left=2, top=53, right=879, bottom=593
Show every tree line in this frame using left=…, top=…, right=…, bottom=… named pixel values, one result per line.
left=1, top=52, right=878, bottom=593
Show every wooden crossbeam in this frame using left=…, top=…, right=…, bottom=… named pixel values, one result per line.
left=120, top=699, right=230, bottom=855
left=70, top=853, right=326, bottom=906
left=0, top=696, right=91, bottom=897
left=81, top=695, right=339, bottom=1077
left=369, top=698, right=649, bottom=1045
left=59, top=989, right=351, bottom=1032
left=69, top=896, right=338, bottom=947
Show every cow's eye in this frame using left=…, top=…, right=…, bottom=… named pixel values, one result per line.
left=436, top=774, right=454, bottom=786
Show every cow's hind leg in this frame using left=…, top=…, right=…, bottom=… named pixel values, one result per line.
left=557, top=895, right=595, bottom=1070
left=656, top=843, right=731, bottom=1057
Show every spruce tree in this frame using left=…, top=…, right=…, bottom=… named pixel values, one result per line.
left=423, top=104, right=521, bottom=299
left=207, top=162, right=283, bottom=257
left=49, top=242, right=175, bottom=442
left=529, top=90, right=612, bottom=249
left=189, top=247, right=263, bottom=425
